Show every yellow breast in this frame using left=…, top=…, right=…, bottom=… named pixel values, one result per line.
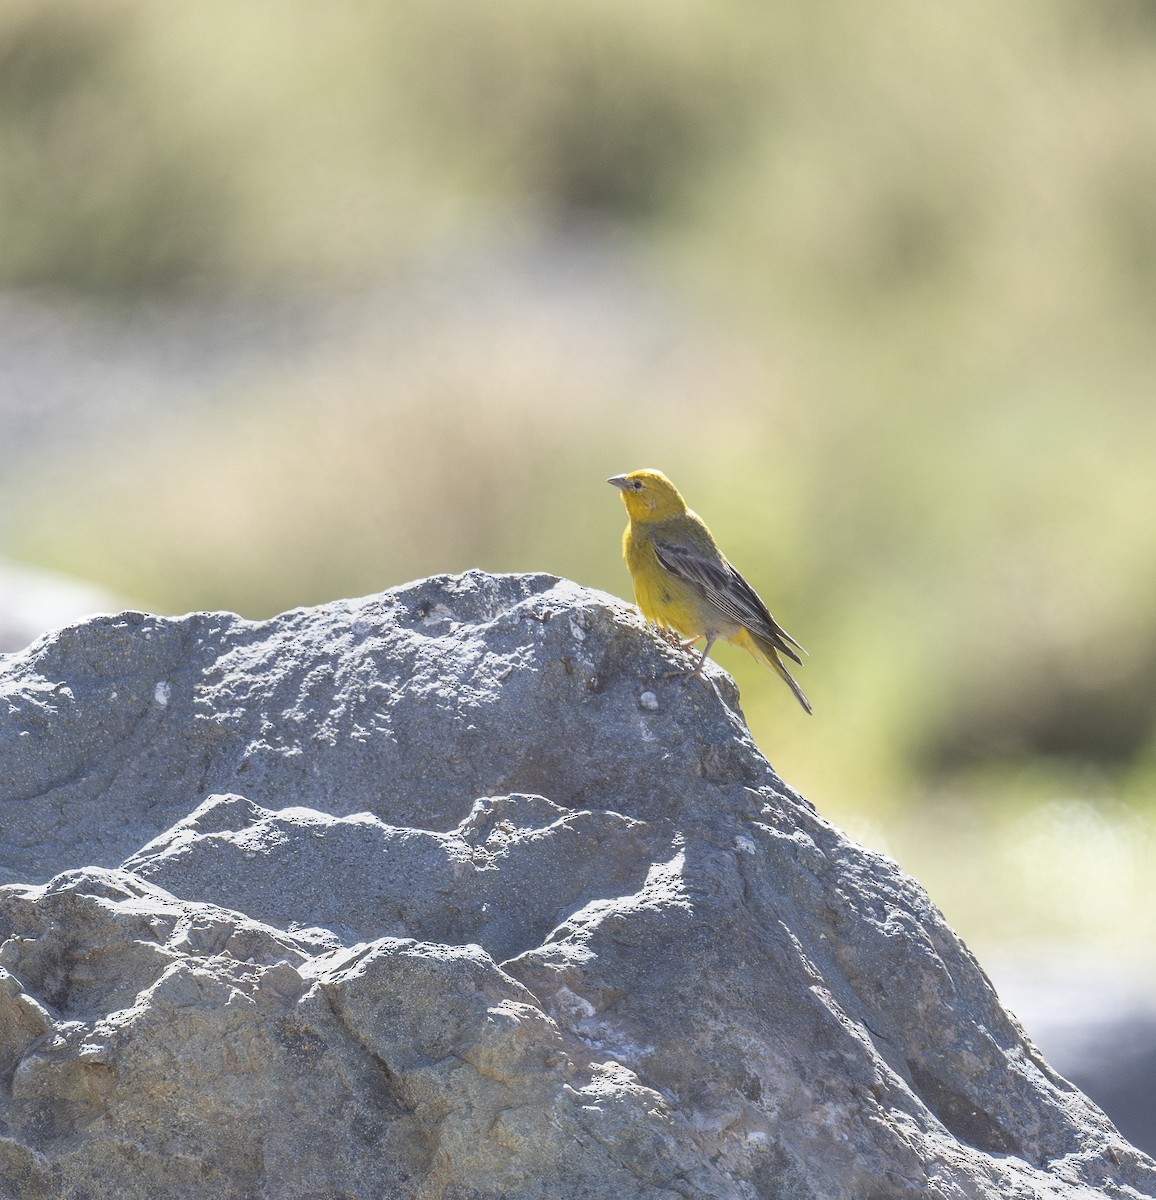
left=622, top=524, right=707, bottom=639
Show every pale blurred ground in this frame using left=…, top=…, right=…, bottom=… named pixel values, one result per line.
left=0, top=553, right=123, bottom=651
left=1, top=0, right=1154, bottom=1151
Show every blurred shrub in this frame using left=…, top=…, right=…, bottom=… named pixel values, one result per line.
left=0, top=0, right=761, bottom=290
left=376, top=0, right=755, bottom=220
left=5, top=0, right=1156, bottom=327
left=0, top=2, right=230, bottom=289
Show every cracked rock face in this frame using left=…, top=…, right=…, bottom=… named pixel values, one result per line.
left=0, top=571, right=1153, bottom=1199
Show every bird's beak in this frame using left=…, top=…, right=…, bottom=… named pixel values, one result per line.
left=607, top=475, right=630, bottom=491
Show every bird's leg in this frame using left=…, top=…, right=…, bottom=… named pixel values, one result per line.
left=688, top=635, right=715, bottom=681
left=663, top=634, right=716, bottom=689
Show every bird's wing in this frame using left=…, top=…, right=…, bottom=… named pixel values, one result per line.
left=651, top=534, right=806, bottom=665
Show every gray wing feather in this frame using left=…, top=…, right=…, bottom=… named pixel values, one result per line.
left=651, top=536, right=805, bottom=665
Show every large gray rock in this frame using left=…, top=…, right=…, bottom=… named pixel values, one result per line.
left=0, top=571, right=1152, bottom=1199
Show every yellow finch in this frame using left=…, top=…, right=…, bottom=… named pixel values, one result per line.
left=608, top=468, right=811, bottom=714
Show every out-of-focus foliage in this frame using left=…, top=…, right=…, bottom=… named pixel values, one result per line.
left=3, top=0, right=1156, bottom=953
left=0, top=0, right=757, bottom=289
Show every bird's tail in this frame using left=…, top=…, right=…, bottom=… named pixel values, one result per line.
left=746, top=631, right=813, bottom=715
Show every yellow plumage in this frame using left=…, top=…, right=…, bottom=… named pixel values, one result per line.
left=608, top=468, right=811, bottom=714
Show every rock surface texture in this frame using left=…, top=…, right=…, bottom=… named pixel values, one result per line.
left=0, top=571, right=1152, bottom=1200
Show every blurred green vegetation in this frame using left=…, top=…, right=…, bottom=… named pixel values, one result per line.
left=2, top=0, right=1155, bottom=958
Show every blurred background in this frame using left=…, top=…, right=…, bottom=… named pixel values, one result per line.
left=1, top=0, right=1154, bottom=1150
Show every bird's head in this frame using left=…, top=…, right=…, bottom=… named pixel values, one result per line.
left=607, top=469, right=688, bottom=522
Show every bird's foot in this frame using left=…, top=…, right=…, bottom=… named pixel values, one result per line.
left=661, top=662, right=715, bottom=692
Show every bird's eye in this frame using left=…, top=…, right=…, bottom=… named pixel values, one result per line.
left=632, top=479, right=643, bottom=490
